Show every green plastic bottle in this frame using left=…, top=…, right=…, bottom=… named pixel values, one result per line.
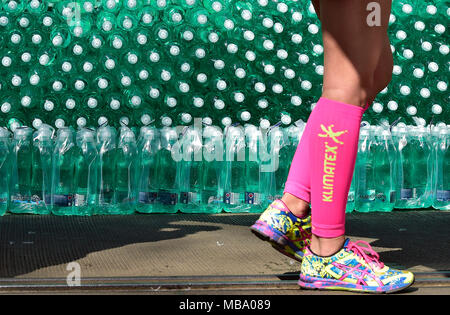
left=10, top=126, right=34, bottom=214
left=114, top=126, right=137, bottom=214
left=73, top=128, right=98, bottom=215
left=0, top=127, right=10, bottom=215
left=96, top=125, right=117, bottom=214
left=202, top=125, right=224, bottom=213
left=155, top=126, right=180, bottom=213
left=136, top=126, right=160, bottom=213
left=434, top=126, right=450, bottom=210
left=179, top=126, right=203, bottom=213
left=31, top=124, right=53, bottom=215
left=51, top=127, right=79, bottom=215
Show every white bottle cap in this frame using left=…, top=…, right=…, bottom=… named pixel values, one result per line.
left=1, top=102, right=11, bottom=113
left=52, top=80, right=63, bottom=91
left=193, top=97, right=204, bottom=108
left=169, top=45, right=180, bottom=56
left=178, top=82, right=190, bottom=93
left=234, top=92, right=245, bottom=103
left=181, top=113, right=192, bottom=124
left=387, top=100, right=398, bottom=111
left=221, top=117, right=232, bottom=126
left=32, top=34, right=42, bottom=44
left=1, top=56, right=12, bottom=67
left=55, top=119, right=65, bottom=129
left=420, top=88, right=430, bottom=98
left=281, top=114, right=292, bottom=125
left=160, top=70, right=171, bottom=81
left=196, top=73, right=207, bottom=83
left=406, top=106, right=417, bottom=116
left=216, top=79, right=227, bottom=90
left=166, top=96, right=177, bottom=107
left=240, top=111, right=251, bottom=121
left=11, top=75, right=22, bottom=86
left=87, top=97, right=98, bottom=108
left=245, top=51, right=256, bottom=62
left=44, top=100, right=54, bottom=111
left=74, top=80, right=86, bottom=91
left=373, top=102, right=383, bottom=113
left=110, top=99, right=120, bottom=110
left=208, top=32, right=219, bottom=43
left=413, top=68, right=424, bottom=78
left=83, top=62, right=94, bottom=73
left=21, top=95, right=32, bottom=107
left=131, top=96, right=141, bottom=107
left=291, top=96, right=302, bottom=106
left=91, top=37, right=102, bottom=48
left=254, top=82, right=266, bottom=93
left=272, top=83, right=283, bottom=94
left=149, top=87, right=160, bottom=99
left=149, top=52, right=160, bottom=63
left=21, top=52, right=31, bottom=63
left=97, top=78, right=109, bottom=89
left=260, top=119, right=270, bottom=129
left=161, top=116, right=172, bottom=127
left=214, top=99, right=225, bottom=110
left=431, top=104, right=442, bottom=115
left=65, top=98, right=76, bottom=109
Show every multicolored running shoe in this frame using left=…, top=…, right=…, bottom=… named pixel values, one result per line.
left=250, top=199, right=312, bottom=262
left=298, top=239, right=415, bottom=294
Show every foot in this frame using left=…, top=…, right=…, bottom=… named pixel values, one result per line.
left=250, top=200, right=312, bottom=262
left=298, top=239, right=415, bottom=294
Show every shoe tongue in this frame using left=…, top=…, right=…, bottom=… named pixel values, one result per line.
left=343, top=238, right=351, bottom=248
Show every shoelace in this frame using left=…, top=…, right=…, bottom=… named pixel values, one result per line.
left=347, top=240, right=385, bottom=270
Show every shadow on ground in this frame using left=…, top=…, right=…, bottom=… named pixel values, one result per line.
left=0, top=210, right=448, bottom=278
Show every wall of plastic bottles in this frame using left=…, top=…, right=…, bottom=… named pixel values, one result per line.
left=0, top=0, right=448, bottom=215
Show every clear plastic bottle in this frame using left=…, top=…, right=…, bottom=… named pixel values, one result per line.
left=136, top=126, right=160, bottom=213
left=0, top=127, right=11, bottom=215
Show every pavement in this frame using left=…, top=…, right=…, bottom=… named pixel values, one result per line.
left=0, top=209, right=449, bottom=294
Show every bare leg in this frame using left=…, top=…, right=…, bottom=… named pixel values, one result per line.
left=283, top=0, right=393, bottom=220
left=311, top=0, right=392, bottom=256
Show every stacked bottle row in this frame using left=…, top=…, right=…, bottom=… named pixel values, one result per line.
left=0, top=121, right=448, bottom=216
left=346, top=122, right=450, bottom=212
left=0, top=0, right=448, bottom=130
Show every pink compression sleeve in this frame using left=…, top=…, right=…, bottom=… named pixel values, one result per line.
left=284, top=97, right=366, bottom=238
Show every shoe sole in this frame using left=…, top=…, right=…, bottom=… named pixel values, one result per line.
left=298, top=274, right=415, bottom=294
left=250, top=220, right=304, bottom=262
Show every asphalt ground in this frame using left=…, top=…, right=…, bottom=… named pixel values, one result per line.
left=0, top=210, right=448, bottom=294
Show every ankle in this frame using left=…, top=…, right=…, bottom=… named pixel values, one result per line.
left=281, top=194, right=310, bottom=218
left=310, top=235, right=345, bottom=257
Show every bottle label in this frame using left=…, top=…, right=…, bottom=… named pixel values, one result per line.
left=53, top=194, right=74, bottom=207
left=347, top=191, right=355, bottom=203
left=11, top=194, right=31, bottom=204
left=224, top=192, right=241, bottom=205
left=158, top=192, right=178, bottom=205
left=390, top=190, right=396, bottom=203
left=358, top=190, right=376, bottom=202
left=375, top=193, right=386, bottom=202
left=139, top=192, right=158, bottom=204
left=74, top=194, right=87, bottom=207
left=180, top=192, right=199, bottom=204
left=30, top=191, right=46, bottom=205
left=0, top=195, right=7, bottom=205
left=206, top=195, right=221, bottom=205
left=400, top=188, right=414, bottom=200
left=245, top=192, right=261, bottom=205
left=436, top=190, right=450, bottom=202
